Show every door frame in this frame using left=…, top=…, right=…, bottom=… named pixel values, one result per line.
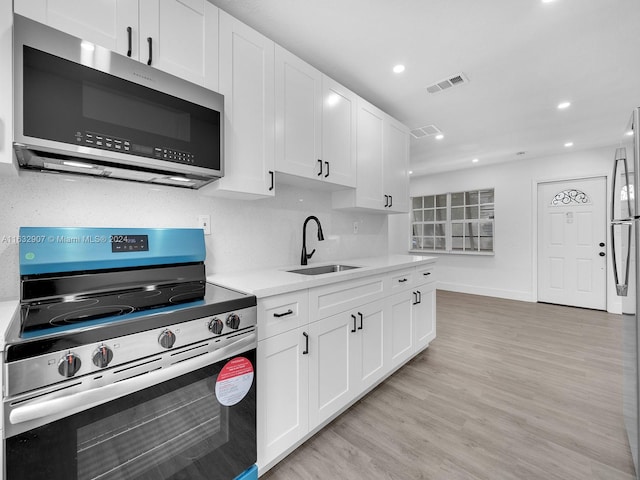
left=532, top=173, right=616, bottom=312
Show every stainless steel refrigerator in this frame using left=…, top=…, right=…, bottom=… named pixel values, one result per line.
left=612, top=107, right=640, bottom=479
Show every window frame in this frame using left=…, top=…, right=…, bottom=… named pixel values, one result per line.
left=409, top=188, right=495, bottom=255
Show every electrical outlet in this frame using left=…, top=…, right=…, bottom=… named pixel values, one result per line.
left=353, top=221, right=359, bottom=234
left=198, top=215, right=211, bottom=235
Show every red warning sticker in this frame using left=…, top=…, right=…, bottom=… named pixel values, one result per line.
left=215, top=356, right=254, bottom=406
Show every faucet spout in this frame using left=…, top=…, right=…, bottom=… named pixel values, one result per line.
left=301, top=216, right=325, bottom=265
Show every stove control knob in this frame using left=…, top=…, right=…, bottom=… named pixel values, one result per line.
left=58, top=352, right=82, bottom=378
left=226, top=313, right=241, bottom=330
left=92, top=345, right=114, bottom=368
left=158, top=329, right=176, bottom=349
left=208, top=318, right=224, bottom=335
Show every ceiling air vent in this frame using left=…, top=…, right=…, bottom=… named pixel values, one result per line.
left=410, top=124, right=442, bottom=139
left=426, top=72, right=469, bottom=94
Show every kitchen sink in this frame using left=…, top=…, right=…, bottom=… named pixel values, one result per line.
left=287, top=264, right=361, bottom=275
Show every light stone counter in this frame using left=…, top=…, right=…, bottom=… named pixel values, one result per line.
left=207, top=254, right=436, bottom=297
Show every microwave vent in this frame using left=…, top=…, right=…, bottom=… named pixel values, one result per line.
left=410, top=124, right=442, bottom=139
left=426, top=72, right=469, bottom=94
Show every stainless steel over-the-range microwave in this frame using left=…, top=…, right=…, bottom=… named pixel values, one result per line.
left=13, top=14, right=224, bottom=189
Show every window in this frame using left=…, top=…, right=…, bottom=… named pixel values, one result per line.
left=411, top=189, right=495, bottom=254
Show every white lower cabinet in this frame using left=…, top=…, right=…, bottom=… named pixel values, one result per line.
left=256, top=263, right=436, bottom=473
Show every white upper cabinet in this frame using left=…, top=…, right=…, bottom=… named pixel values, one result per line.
left=202, top=11, right=275, bottom=199
left=275, top=46, right=356, bottom=188
left=14, top=0, right=219, bottom=91
left=384, top=116, right=410, bottom=213
left=332, top=97, right=410, bottom=213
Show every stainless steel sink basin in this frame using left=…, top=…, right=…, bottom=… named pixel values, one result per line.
left=287, top=264, right=361, bottom=275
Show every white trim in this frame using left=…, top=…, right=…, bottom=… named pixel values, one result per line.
left=437, top=281, right=534, bottom=302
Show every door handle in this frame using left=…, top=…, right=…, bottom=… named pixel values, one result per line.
left=317, top=159, right=323, bottom=176
left=599, top=242, right=605, bottom=247
left=358, top=312, right=363, bottom=330
left=302, top=332, right=309, bottom=355
left=147, top=37, right=153, bottom=65
left=351, top=314, right=357, bottom=333
left=599, top=252, right=606, bottom=257
left=126, top=26, right=132, bottom=57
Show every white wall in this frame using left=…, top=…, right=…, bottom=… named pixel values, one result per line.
left=391, top=145, right=624, bottom=313
left=0, top=172, right=388, bottom=300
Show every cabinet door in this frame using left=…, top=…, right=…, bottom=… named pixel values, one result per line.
left=139, top=0, right=218, bottom=90
left=15, top=0, right=138, bottom=59
left=355, top=299, right=388, bottom=391
left=321, top=76, right=356, bottom=188
left=275, top=45, right=322, bottom=180
left=257, top=329, right=309, bottom=469
left=206, top=11, right=275, bottom=199
left=355, top=98, right=385, bottom=209
left=413, top=285, right=436, bottom=352
left=388, top=291, right=414, bottom=369
left=308, top=312, right=355, bottom=428
left=384, top=116, right=410, bottom=213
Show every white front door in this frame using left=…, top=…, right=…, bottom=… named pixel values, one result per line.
left=537, top=177, right=607, bottom=310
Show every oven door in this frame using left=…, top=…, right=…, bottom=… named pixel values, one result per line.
left=4, top=342, right=256, bottom=480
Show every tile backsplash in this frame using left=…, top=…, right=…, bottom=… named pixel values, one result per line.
left=0, top=171, right=388, bottom=300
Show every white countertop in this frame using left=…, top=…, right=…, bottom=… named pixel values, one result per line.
left=0, top=299, right=19, bottom=351
left=207, top=254, right=437, bottom=297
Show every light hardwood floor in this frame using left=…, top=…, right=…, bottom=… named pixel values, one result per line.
left=261, top=290, right=636, bottom=480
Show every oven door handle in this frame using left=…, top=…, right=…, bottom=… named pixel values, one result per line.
left=9, top=333, right=256, bottom=426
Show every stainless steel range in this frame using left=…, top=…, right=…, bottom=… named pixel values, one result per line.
left=2, top=227, right=257, bottom=480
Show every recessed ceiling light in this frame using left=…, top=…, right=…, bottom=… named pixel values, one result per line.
left=626, top=130, right=634, bottom=136
left=393, top=64, right=405, bottom=74
left=472, top=158, right=479, bottom=163
left=564, top=142, right=574, bottom=147
left=542, top=0, right=555, bottom=3
left=435, top=134, right=444, bottom=140
left=557, top=101, right=571, bottom=110
left=408, top=170, right=414, bottom=175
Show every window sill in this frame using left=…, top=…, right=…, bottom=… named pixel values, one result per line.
left=408, top=249, right=495, bottom=257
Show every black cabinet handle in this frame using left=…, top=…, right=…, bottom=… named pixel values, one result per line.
left=325, top=161, right=329, bottom=178
left=127, top=26, right=132, bottom=57
left=317, top=159, right=323, bottom=176
left=423, top=272, right=431, bottom=276
left=417, top=290, right=422, bottom=304
left=413, top=291, right=418, bottom=305
left=389, top=195, right=393, bottom=208
left=273, top=309, right=293, bottom=318
left=269, top=170, right=274, bottom=191
left=398, top=278, right=408, bottom=283
left=351, top=314, right=357, bottom=333
left=147, top=37, right=153, bottom=65
left=302, top=332, right=309, bottom=355
left=358, top=312, right=363, bottom=330
left=384, top=195, right=389, bottom=207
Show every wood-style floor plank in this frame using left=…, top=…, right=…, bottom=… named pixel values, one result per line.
left=261, top=290, right=636, bottom=479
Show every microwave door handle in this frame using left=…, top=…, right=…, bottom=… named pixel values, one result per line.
left=126, top=26, right=132, bottom=57
left=147, top=37, right=153, bottom=66
left=611, top=221, right=632, bottom=296
left=9, top=332, right=256, bottom=426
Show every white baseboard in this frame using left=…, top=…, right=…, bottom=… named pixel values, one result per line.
left=437, top=281, right=534, bottom=302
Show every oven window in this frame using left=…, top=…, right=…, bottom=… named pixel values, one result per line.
left=77, top=376, right=228, bottom=479
left=6, top=350, right=256, bottom=480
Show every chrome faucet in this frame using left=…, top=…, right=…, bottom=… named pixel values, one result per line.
left=301, top=216, right=325, bottom=265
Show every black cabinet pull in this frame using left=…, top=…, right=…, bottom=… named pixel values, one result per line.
left=384, top=195, right=389, bottom=207
left=273, top=309, right=293, bottom=318
left=358, top=312, right=363, bottom=330
left=269, top=170, right=274, bottom=191
left=412, top=291, right=418, bottom=305
left=325, top=161, right=330, bottom=178
left=302, top=332, right=309, bottom=355
left=127, top=26, right=132, bottom=57
left=147, top=37, right=153, bottom=65
left=317, top=159, right=323, bottom=176
left=351, top=314, right=357, bottom=333
left=398, top=278, right=408, bottom=283
left=389, top=195, right=393, bottom=207
left=423, top=272, right=431, bottom=276
left=417, top=290, right=422, bottom=304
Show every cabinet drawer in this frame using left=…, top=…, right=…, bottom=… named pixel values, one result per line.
left=310, top=275, right=385, bottom=320
left=415, top=265, right=435, bottom=285
left=258, top=291, right=309, bottom=340
left=387, top=269, right=414, bottom=293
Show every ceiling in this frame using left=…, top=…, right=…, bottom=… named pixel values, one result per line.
left=208, top=0, right=640, bottom=177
